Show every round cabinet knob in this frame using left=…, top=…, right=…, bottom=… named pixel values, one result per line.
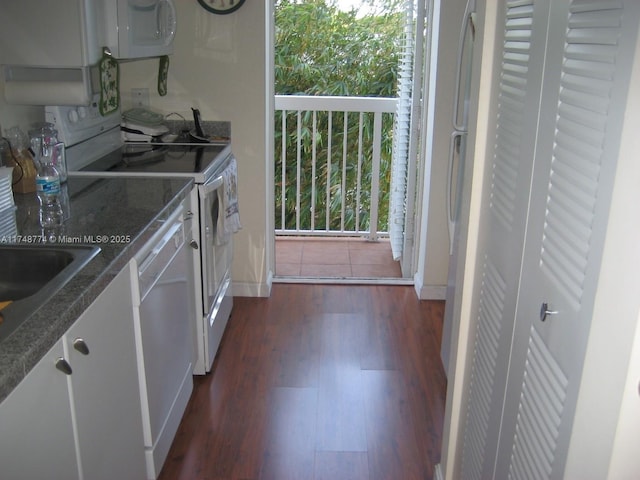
left=73, top=338, right=90, bottom=355
left=67, top=109, right=79, bottom=123
left=190, top=240, right=199, bottom=250
left=55, top=358, right=73, bottom=375
left=185, top=210, right=194, bottom=220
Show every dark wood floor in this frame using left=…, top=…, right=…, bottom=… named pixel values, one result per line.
left=159, top=284, right=447, bottom=480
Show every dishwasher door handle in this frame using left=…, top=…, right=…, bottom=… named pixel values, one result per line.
left=138, top=221, right=182, bottom=274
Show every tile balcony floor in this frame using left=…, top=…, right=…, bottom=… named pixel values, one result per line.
left=275, top=237, right=402, bottom=279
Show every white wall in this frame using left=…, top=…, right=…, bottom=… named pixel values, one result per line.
left=0, top=1, right=452, bottom=298
left=119, top=0, right=273, bottom=296
left=120, top=1, right=456, bottom=300
left=119, top=0, right=458, bottom=298
left=0, top=76, right=43, bottom=141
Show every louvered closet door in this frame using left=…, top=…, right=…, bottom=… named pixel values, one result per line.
left=494, top=1, right=640, bottom=478
left=458, top=1, right=550, bottom=478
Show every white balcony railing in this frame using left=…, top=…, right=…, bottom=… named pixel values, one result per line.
left=275, top=95, right=397, bottom=241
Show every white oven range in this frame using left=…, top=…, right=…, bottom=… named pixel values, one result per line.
left=46, top=102, right=234, bottom=376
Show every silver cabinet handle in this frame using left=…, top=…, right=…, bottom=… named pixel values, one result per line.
left=190, top=240, right=199, bottom=250
left=55, top=358, right=73, bottom=375
left=540, top=302, right=559, bottom=322
left=447, top=131, right=465, bottom=255
left=155, top=0, right=162, bottom=38
left=73, top=338, right=90, bottom=355
left=453, top=8, right=475, bottom=131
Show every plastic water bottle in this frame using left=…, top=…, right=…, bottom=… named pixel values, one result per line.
left=36, top=157, right=63, bottom=228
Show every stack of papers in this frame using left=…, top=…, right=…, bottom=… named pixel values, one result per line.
left=0, top=167, right=14, bottom=210
left=0, top=167, right=17, bottom=238
left=0, top=205, right=17, bottom=238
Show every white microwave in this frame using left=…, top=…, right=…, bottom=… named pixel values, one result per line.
left=0, top=0, right=176, bottom=105
left=101, top=0, right=177, bottom=59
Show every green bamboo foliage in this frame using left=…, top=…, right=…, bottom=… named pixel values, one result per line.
left=275, top=0, right=403, bottom=232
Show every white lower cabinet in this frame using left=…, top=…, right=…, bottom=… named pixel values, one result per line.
left=0, top=338, right=78, bottom=480
left=65, top=262, right=146, bottom=480
left=0, top=264, right=146, bottom=480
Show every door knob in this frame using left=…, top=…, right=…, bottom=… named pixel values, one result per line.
left=73, top=338, right=90, bottom=355
left=55, top=358, right=73, bottom=375
left=540, top=302, right=558, bottom=322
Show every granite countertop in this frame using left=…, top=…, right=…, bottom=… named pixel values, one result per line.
left=0, top=175, right=194, bottom=403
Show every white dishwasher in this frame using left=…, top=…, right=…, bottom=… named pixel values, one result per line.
left=132, top=204, right=194, bottom=480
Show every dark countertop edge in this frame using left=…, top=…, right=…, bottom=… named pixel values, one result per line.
left=0, top=177, right=194, bottom=403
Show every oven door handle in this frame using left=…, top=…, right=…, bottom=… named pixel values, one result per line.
left=201, top=175, right=224, bottom=196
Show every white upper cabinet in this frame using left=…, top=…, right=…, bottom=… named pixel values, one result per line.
left=0, top=0, right=176, bottom=105
left=65, top=262, right=147, bottom=480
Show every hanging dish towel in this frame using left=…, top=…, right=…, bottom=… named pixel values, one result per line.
left=99, top=48, right=119, bottom=116
left=158, top=55, right=170, bottom=96
left=216, top=156, right=241, bottom=245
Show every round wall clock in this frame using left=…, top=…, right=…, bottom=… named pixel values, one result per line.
left=197, top=0, right=246, bottom=14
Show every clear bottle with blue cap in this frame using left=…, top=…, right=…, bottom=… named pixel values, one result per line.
left=35, top=140, right=63, bottom=229
left=29, top=122, right=67, bottom=182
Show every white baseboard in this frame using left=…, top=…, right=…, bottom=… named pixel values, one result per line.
left=233, top=274, right=440, bottom=299
left=413, top=272, right=446, bottom=300
left=232, top=281, right=272, bottom=297
left=418, top=284, right=446, bottom=300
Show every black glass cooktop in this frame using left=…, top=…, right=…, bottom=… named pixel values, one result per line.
left=81, top=143, right=228, bottom=175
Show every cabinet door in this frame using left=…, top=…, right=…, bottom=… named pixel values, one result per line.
left=65, top=264, right=146, bottom=480
left=458, top=0, right=550, bottom=478
left=495, top=1, right=640, bottom=478
left=0, top=339, right=79, bottom=480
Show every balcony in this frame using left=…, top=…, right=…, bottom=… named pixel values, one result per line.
left=274, top=95, right=402, bottom=280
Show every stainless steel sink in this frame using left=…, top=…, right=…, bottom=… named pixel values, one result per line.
left=0, top=245, right=101, bottom=341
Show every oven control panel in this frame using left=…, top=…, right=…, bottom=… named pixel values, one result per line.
left=45, top=96, right=120, bottom=147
